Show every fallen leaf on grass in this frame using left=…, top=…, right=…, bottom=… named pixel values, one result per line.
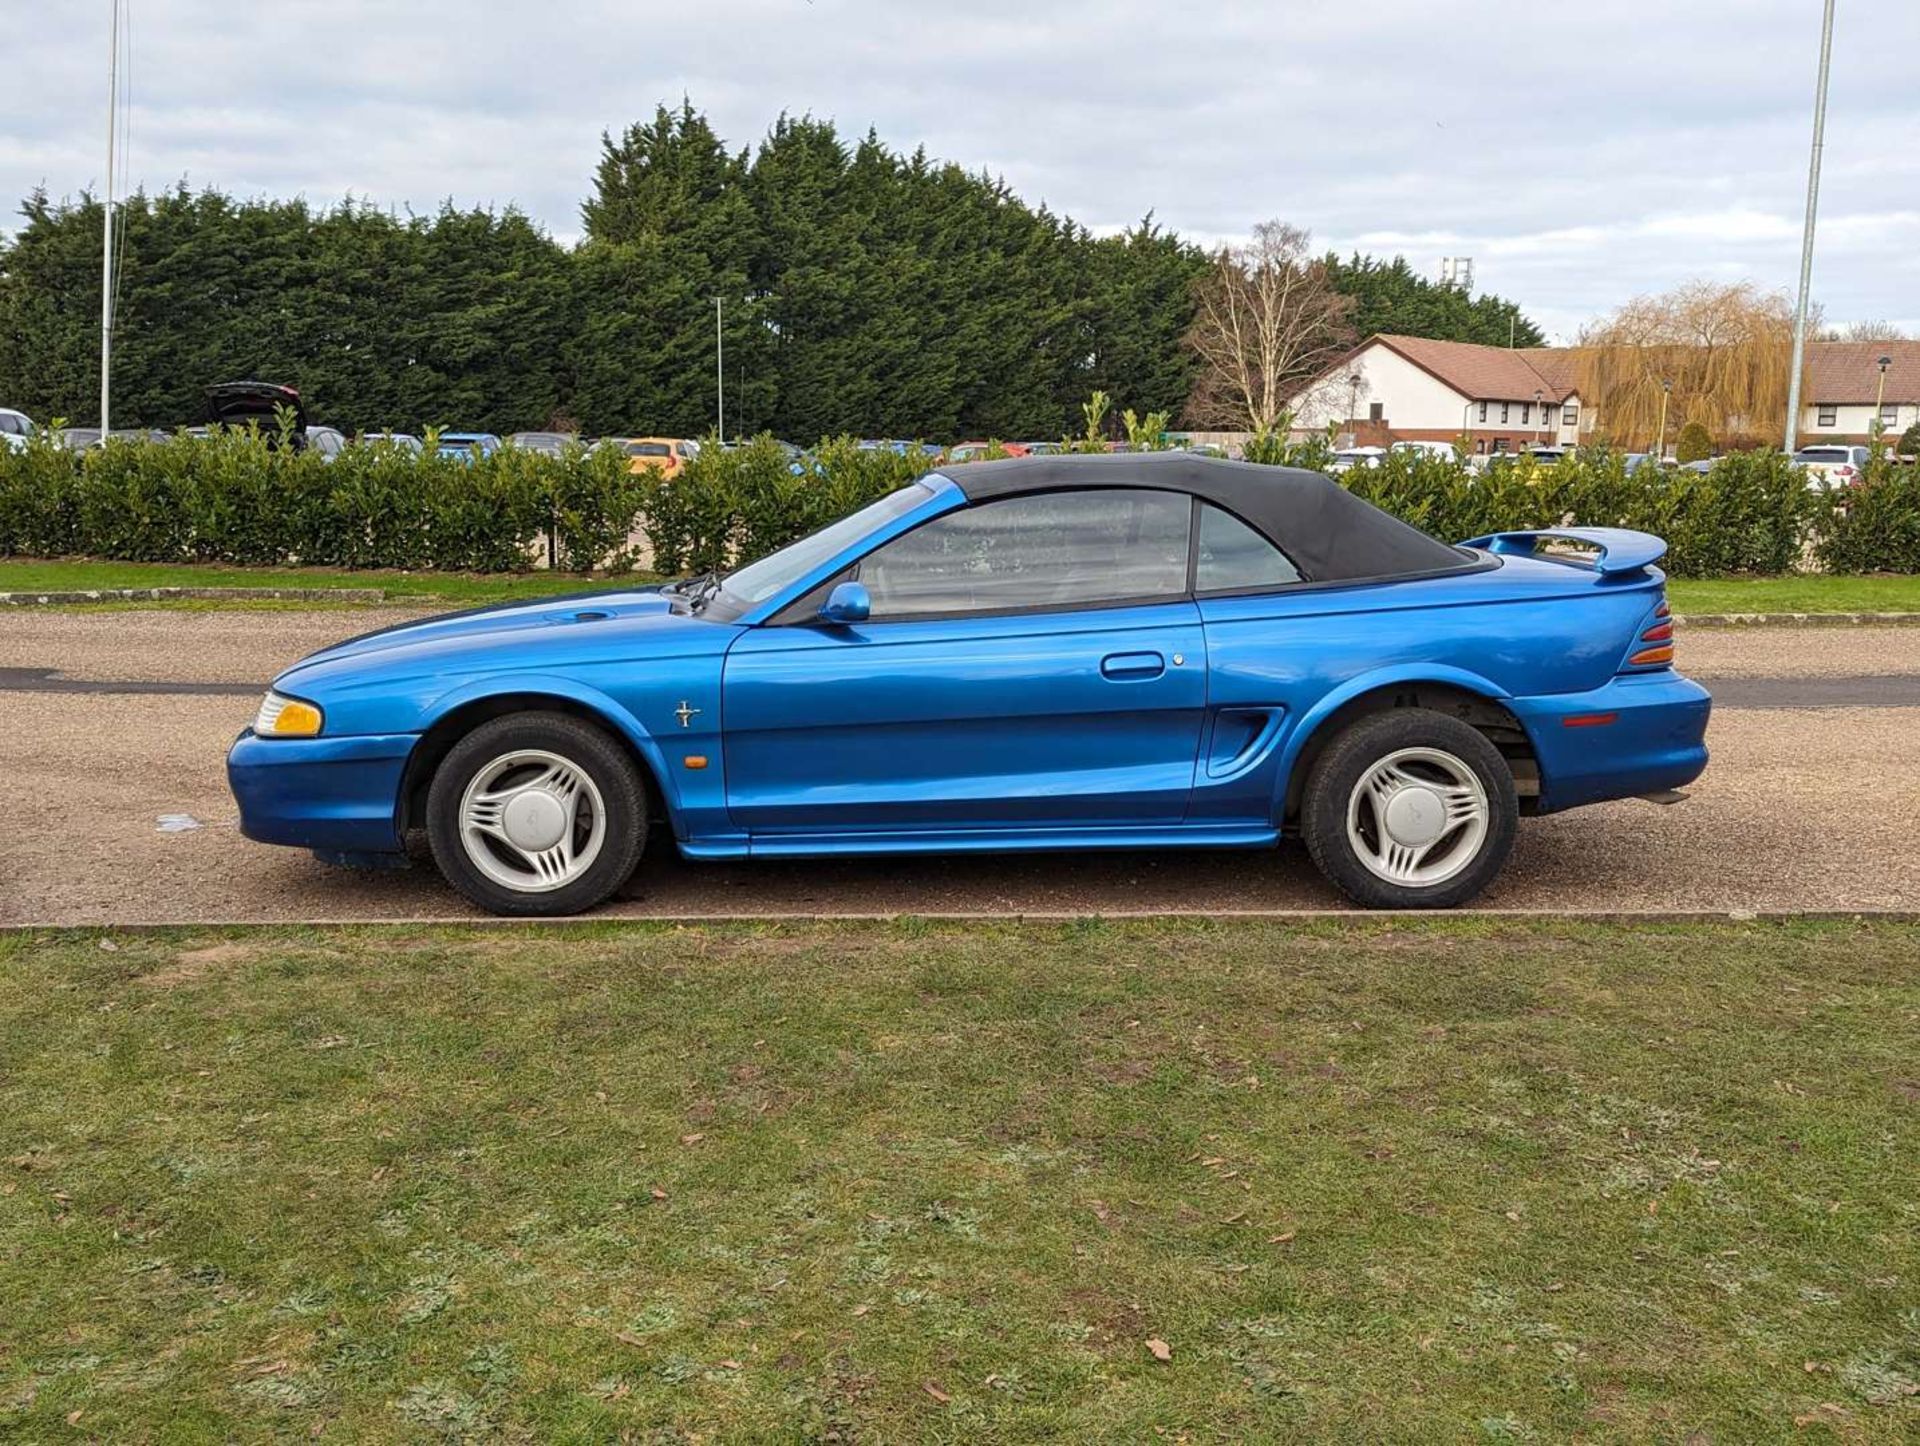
left=923, top=1381, right=951, bottom=1403
left=716, top=1359, right=741, bottom=1371
left=1145, top=1338, right=1173, bottom=1362
left=680, top=1133, right=705, bottom=1146
left=1268, top=1232, right=1296, bottom=1244
left=649, top=1188, right=668, bottom=1200
left=851, top=1305, right=870, bottom=1317
left=1220, top=1210, right=1246, bottom=1225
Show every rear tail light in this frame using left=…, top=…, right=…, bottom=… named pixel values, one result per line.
left=1621, top=595, right=1674, bottom=670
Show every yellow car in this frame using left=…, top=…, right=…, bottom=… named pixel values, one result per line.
left=623, top=437, right=700, bottom=479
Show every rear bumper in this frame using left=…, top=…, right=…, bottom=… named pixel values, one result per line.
left=227, top=730, right=416, bottom=853
left=1510, top=672, right=1711, bottom=813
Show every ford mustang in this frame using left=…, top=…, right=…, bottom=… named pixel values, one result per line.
left=228, top=453, right=1711, bottom=914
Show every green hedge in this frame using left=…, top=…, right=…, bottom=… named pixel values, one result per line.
left=1338, top=448, right=1821, bottom=577
left=0, top=427, right=647, bottom=573
left=636, top=436, right=941, bottom=575
left=1817, top=456, right=1920, bottom=574
left=5, top=426, right=1914, bottom=579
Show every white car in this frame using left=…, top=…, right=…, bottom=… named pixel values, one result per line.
left=1793, top=444, right=1868, bottom=489
left=1328, top=446, right=1387, bottom=473
left=0, top=408, right=35, bottom=451
left=1389, top=440, right=1459, bottom=462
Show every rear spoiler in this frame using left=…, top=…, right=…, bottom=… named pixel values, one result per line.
left=1458, top=527, right=1667, bottom=578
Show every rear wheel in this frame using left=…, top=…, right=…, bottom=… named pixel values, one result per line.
left=1301, top=709, right=1516, bottom=909
left=426, top=712, right=646, bottom=916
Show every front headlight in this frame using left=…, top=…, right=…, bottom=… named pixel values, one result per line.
left=253, top=690, right=324, bottom=738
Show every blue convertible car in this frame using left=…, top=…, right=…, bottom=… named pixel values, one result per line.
left=229, top=453, right=1710, bottom=914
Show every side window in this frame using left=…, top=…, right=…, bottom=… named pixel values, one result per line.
left=859, top=488, right=1190, bottom=618
left=1195, top=504, right=1301, bottom=592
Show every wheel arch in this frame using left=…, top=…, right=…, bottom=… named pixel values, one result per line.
left=1276, top=667, right=1542, bottom=825
left=398, top=678, right=675, bottom=839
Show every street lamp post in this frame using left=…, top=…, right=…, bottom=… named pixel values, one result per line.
left=1346, top=374, right=1361, bottom=444
left=1655, top=379, right=1673, bottom=462
left=99, top=0, right=121, bottom=435
left=714, top=297, right=724, bottom=442
left=1533, top=389, right=1543, bottom=447
left=1873, top=354, right=1892, bottom=447
left=1783, top=0, right=1837, bottom=454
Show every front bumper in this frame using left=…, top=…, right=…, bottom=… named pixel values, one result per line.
left=227, top=730, right=418, bottom=853
left=1510, top=672, right=1711, bottom=814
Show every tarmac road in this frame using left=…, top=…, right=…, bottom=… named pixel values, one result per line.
left=3, top=610, right=1918, bottom=925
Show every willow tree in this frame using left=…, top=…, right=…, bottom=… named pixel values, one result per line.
left=1571, top=282, right=1797, bottom=449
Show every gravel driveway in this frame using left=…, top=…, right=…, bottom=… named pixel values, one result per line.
left=4, top=610, right=1918, bottom=924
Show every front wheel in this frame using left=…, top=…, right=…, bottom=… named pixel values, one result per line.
left=426, top=712, right=647, bottom=916
left=1301, top=709, right=1517, bottom=909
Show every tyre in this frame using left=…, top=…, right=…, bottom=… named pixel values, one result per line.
left=426, top=712, right=647, bottom=917
left=1300, top=708, right=1517, bottom=909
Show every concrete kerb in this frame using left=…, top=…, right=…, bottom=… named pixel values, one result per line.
left=0, top=586, right=390, bottom=606
left=5, top=907, right=1917, bottom=933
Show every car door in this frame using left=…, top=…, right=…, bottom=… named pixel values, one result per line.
left=721, top=487, right=1208, bottom=835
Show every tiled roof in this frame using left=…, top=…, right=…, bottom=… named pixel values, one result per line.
left=1365, top=334, right=1920, bottom=405
left=1803, top=340, right=1920, bottom=402
left=1374, top=335, right=1574, bottom=403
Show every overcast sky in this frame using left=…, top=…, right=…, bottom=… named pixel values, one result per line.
left=3, top=0, right=1916, bottom=342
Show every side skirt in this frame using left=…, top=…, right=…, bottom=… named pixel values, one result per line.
left=678, top=822, right=1280, bottom=862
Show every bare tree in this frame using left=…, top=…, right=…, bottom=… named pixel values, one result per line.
left=1184, top=222, right=1352, bottom=433
left=1840, top=319, right=1907, bottom=343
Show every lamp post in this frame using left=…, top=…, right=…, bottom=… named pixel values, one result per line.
left=1533, top=388, right=1543, bottom=447
left=1655, top=379, right=1672, bottom=462
left=1783, top=0, right=1837, bottom=454
left=713, top=297, right=724, bottom=442
left=99, top=0, right=121, bottom=435
left=1873, top=354, right=1892, bottom=446
left=1461, top=398, right=1474, bottom=453
left=1346, top=374, right=1361, bottom=444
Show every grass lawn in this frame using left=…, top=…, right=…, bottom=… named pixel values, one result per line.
left=0, top=558, right=660, bottom=607
left=1667, top=574, right=1920, bottom=615
left=3, top=920, right=1917, bottom=1441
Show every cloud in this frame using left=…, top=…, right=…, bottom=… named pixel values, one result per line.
left=2, top=0, right=1915, bottom=341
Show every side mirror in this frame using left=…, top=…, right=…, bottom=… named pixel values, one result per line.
left=818, top=580, right=871, bottom=626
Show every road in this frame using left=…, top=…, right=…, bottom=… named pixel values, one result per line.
left=3, top=609, right=1918, bottom=924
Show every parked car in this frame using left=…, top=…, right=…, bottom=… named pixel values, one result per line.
left=435, top=432, right=502, bottom=462
left=206, top=381, right=308, bottom=449
left=1523, top=446, right=1568, bottom=465
left=947, top=442, right=1029, bottom=463
left=623, top=436, right=699, bottom=478
left=359, top=431, right=424, bottom=454
left=1793, top=444, right=1869, bottom=488
left=228, top=452, right=1710, bottom=917
left=1328, top=446, right=1387, bottom=473
left=55, top=427, right=101, bottom=452
left=306, top=426, right=349, bottom=460
left=508, top=431, right=574, bottom=456
left=0, top=408, right=35, bottom=450
left=1389, top=440, right=1457, bottom=461
left=1021, top=441, right=1065, bottom=456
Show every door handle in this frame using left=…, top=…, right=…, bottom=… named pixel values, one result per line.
left=1100, top=651, right=1165, bottom=680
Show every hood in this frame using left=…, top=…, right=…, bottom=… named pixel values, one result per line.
left=282, top=586, right=686, bottom=674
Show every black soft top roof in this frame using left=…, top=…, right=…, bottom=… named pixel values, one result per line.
left=939, top=451, right=1471, bottom=583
